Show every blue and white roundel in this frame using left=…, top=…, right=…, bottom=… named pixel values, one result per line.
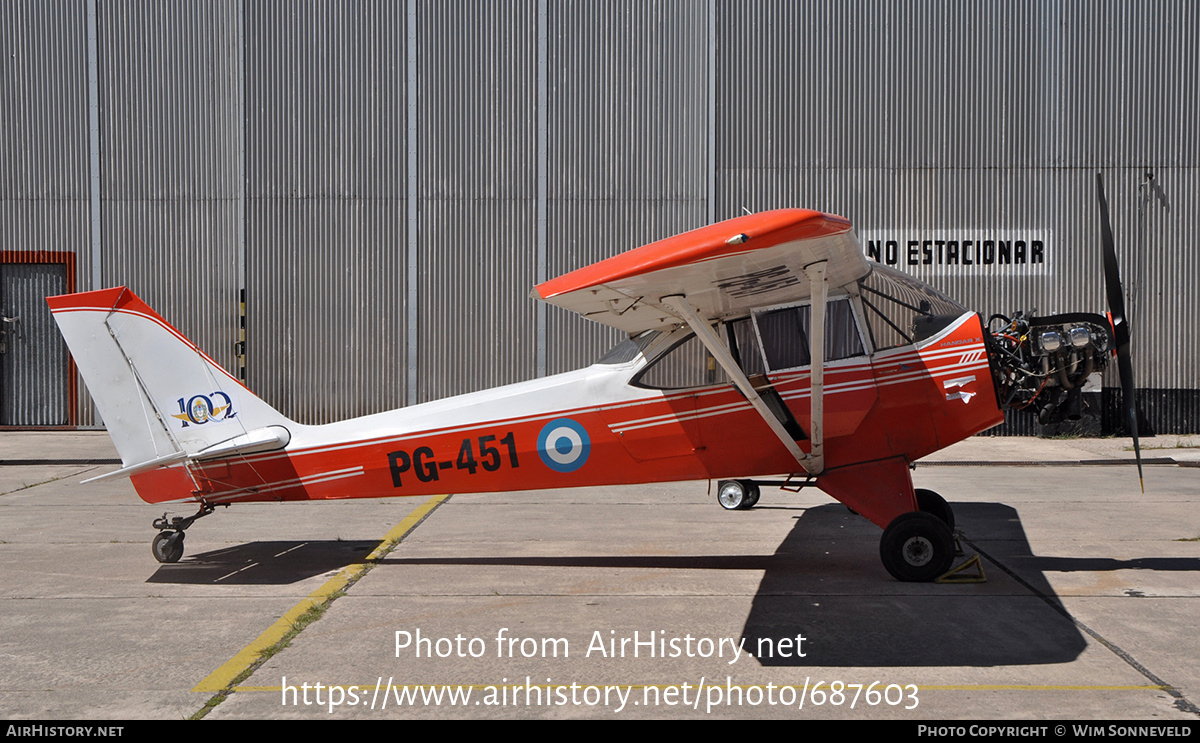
left=537, top=418, right=591, bottom=473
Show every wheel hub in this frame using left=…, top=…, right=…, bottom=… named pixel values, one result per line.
left=717, top=482, right=744, bottom=509
left=901, top=535, right=933, bottom=567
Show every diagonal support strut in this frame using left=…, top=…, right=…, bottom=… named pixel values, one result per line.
left=661, top=277, right=826, bottom=475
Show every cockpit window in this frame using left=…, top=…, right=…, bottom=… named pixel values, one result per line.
left=634, top=333, right=728, bottom=389
left=752, top=299, right=866, bottom=372
left=757, top=307, right=811, bottom=369
left=858, top=266, right=966, bottom=350
left=729, top=318, right=765, bottom=376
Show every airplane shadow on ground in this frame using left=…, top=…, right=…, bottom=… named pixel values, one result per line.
left=742, top=502, right=1079, bottom=667
left=144, top=540, right=377, bottom=585
left=742, top=503, right=1200, bottom=667
left=144, top=502, right=1200, bottom=668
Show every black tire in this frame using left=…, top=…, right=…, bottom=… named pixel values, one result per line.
left=742, top=483, right=760, bottom=509
left=879, top=511, right=954, bottom=582
left=152, top=531, right=184, bottom=563
left=915, top=488, right=955, bottom=530
left=717, top=480, right=746, bottom=510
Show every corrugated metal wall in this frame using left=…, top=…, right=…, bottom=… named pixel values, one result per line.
left=545, top=0, right=709, bottom=375
left=98, top=0, right=243, bottom=380
left=4, top=0, right=1198, bottom=430
left=0, top=1, right=91, bottom=247
left=418, top=0, right=537, bottom=400
left=713, top=0, right=1199, bottom=395
left=246, top=0, right=408, bottom=422
left=1, top=1, right=93, bottom=424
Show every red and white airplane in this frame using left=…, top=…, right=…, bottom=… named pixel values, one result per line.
left=49, top=179, right=1138, bottom=581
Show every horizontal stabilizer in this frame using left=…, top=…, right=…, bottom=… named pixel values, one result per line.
left=81, top=451, right=188, bottom=484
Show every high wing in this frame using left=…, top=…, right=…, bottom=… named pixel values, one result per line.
left=534, top=209, right=872, bottom=477
left=532, top=209, right=870, bottom=333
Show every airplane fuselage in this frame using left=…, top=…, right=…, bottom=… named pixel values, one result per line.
left=132, top=311, right=1003, bottom=529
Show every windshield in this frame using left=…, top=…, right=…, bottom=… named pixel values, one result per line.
left=595, top=330, right=662, bottom=365
left=858, top=266, right=966, bottom=350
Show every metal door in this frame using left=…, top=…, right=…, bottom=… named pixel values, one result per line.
left=0, top=263, right=70, bottom=426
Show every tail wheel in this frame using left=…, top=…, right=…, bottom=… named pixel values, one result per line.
left=152, top=531, right=185, bottom=564
left=879, top=512, right=954, bottom=582
left=915, top=488, right=954, bottom=530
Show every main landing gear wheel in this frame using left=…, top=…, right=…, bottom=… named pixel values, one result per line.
left=879, top=511, right=954, bottom=582
left=152, top=530, right=185, bottom=563
left=717, top=480, right=759, bottom=510
left=915, top=488, right=954, bottom=530
left=742, top=482, right=760, bottom=508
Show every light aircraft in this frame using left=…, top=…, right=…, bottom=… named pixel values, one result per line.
left=48, top=176, right=1141, bottom=581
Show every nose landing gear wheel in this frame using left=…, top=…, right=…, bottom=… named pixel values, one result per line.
left=879, top=511, right=954, bottom=582
left=152, top=531, right=185, bottom=563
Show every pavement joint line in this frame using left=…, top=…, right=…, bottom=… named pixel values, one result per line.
left=962, top=535, right=1200, bottom=718
left=190, top=494, right=451, bottom=701
left=915, top=458, right=1177, bottom=467
left=0, top=459, right=122, bottom=465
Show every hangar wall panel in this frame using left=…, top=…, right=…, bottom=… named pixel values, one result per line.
left=1, top=1, right=94, bottom=424
left=245, top=0, right=408, bottom=422
left=3, top=0, right=1198, bottom=432
left=97, top=0, right=242, bottom=377
left=416, top=0, right=538, bottom=402
left=544, top=0, right=709, bottom=375
left=247, top=199, right=408, bottom=422
left=713, top=0, right=1199, bottom=411
left=1, top=2, right=91, bottom=201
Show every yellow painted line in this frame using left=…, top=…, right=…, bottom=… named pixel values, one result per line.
left=920, top=684, right=1166, bottom=691
left=192, top=494, right=450, bottom=693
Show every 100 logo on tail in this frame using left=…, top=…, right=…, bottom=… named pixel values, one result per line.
left=173, top=392, right=237, bottom=427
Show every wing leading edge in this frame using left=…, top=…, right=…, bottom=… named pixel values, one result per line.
left=532, top=209, right=869, bottom=333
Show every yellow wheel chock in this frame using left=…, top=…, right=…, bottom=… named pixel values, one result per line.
left=936, top=532, right=987, bottom=583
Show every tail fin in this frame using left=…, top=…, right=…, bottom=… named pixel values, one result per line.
left=48, top=287, right=292, bottom=476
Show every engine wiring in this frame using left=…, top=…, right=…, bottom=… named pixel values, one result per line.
left=987, top=311, right=1113, bottom=425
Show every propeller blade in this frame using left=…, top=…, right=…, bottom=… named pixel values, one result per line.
left=1097, top=174, right=1143, bottom=492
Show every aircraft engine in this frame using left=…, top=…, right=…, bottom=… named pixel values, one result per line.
left=987, top=312, right=1114, bottom=425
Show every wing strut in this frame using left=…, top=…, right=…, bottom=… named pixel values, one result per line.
left=805, top=261, right=826, bottom=474
left=662, top=269, right=826, bottom=476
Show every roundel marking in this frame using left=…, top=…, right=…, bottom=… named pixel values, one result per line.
left=537, top=418, right=591, bottom=473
